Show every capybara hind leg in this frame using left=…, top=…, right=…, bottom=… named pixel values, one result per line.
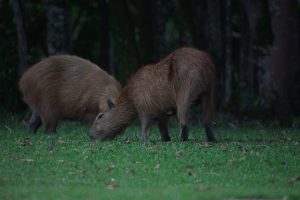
left=158, top=119, right=171, bottom=142
left=140, top=117, right=152, bottom=142
left=29, top=112, right=42, bottom=133
left=202, top=91, right=216, bottom=142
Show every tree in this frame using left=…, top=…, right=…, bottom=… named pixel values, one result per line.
left=220, top=0, right=232, bottom=108
left=262, top=0, right=300, bottom=124
left=99, top=0, right=114, bottom=75
left=184, top=0, right=232, bottom=108
left=44, top=0, right=71, bottom=55
left=9, top=0, right=28, bottom=76
left=109, top=0, right=140, bottom=83
left=131, top=0, right=169, bottom=64
left=239, top=0, right=263, bottom=111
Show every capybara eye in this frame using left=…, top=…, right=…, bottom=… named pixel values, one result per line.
left=96, top=113, right=104, bottom=120
left=107, top=99, right=115, bottom=109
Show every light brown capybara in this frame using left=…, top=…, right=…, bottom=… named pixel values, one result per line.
left=19, top=55, right=122, bottom=133
left=89, top=47, right=217, bottom=142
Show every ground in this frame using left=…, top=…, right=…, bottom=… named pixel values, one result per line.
left=0, top=116, right=299, bottom=200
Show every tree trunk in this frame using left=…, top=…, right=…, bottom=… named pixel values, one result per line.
left=206, top=0, right=222, bottom=59
left=221, top=0, right=232, bottom=108
left=152, top=0, right=169, bottom=61
left=9, top=0, right=28, bottom=76
left=133, top=0, right=169, bottom=64
left=44, top=0, right=71, bottom=55
left=99, top=0, right=114, bottom=74
left=173, top=0, right=193, bottom=47
left=186, top=0, right=232, bottom=109
left=108, top=0, right=140, bottom=83
left=262, top=0, right=300, bottom=124
left=239, top=0, right=263, bottom=111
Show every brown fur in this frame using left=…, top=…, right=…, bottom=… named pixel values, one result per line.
left=19, top=55, right=122, bottom=133
left=89, top=47, right=216, bottom=142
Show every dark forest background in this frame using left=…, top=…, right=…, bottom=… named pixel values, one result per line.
left=1, top=0, right=300, bottom=125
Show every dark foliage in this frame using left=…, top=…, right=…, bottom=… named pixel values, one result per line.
left=1, top=0, right=300, bottom=123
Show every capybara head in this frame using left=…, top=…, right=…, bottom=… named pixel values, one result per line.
left=89, top=110, right=123, bottom=141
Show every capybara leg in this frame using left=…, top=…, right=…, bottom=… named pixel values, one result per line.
left=158, top=119, right=171, bottom=142
left=205, top=123, right=216, bottom=142
left=42, top=116, right=58, bottom=134
left=140, top=117, right=152, bottom=142
left=202, top=91, right=216, bottom=142
left=177, top=93, right=190, bottom=141
left=29, top=112, right=42, bottom=133
left=180, top=124, right=188, bottom=141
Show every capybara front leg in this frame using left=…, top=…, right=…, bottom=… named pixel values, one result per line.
left=180, top=124, right=188, bottom=141
left=41, top=113, right=58, bottom=134
left=177, top=94, right=190, bottom=141
left=158, top=118, right=171, bottom=142
left=140, top=117, right=152, bottom=142
left=205, top=123, right=216, bottom=142
left=29, top=112, right=42, bottom=133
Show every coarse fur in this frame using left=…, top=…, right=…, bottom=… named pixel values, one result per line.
left=90, top=47, right=216, bottom=142
left=19, top=55, right=122, bottom=133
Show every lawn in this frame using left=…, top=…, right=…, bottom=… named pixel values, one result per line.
left=0, top=116, right=299, bottom=200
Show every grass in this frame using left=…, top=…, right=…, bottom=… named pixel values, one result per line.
left=0, top=116, right=300, bottom=200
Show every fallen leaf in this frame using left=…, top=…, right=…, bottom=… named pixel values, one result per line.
left=175, top=151, right=183, bottom=159
left=126, top=168, right=135, bottom=174
left=238, top=146, right=248, bottom=153
left=106, top=182, right=119, bottom=190
left=220, top=144, right=228, bottom=151
left=123, top=139, right=131, bottom=144
left=154, top=164, right=160, bottom=169
left=57, top=138, right=66, bottom=144
left=203, top=142, right=212, bottom=148
left=228, top=159, right=235, bottom=164
left=132, top=160, right=140, bottom=164
left=106, top=165, right=115, bottom=173
left=239, top=156, right=246, bottom=161
left=185, top=164, right=193, bottom=169
left=19, top=158, right=34, bottom=163
left=18, top=138, right=31, bottom=146
left=288, top=176, right=300, bottom=184
left=195, top=186, right=206, bottom=192
left=48, top=146, right=55, bottom=154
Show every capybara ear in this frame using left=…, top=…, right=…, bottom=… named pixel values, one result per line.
left=107, top=99, right=115, bottom=109
left=96, top=113, right=104, bottom=120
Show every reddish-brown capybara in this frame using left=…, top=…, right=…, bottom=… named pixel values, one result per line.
left=19, top=55, right=122, bottom=133
left=89, top=47, right=216, bottom=142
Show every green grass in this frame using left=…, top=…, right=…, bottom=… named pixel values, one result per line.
left=0, top=117, right=300, bottom=200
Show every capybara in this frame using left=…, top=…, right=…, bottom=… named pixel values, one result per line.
left=19, top=55, right=122, bottom=133
left=89, top=47, right=216, bottom=142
